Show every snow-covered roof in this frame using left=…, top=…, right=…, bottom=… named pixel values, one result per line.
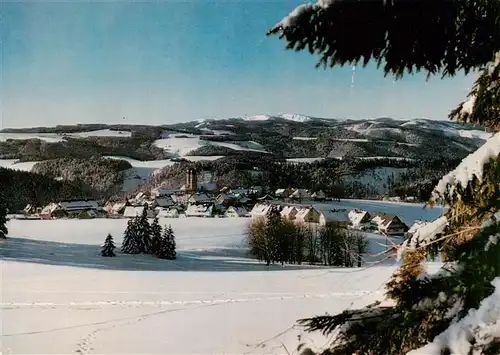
left=348, top=210, right=371, bottom=226
left=185, top=204, right=213, bottom=216
left=155, top=197, right=174, bottom=207
left=290, top=189, right=310, bottom=198
left=295, top=206, right=317, bottom=219
left=433, top=131, right=499, bottom=200
left=59, top=200, right=98, bottom=211
left=226, top=206, right=248, bottom=217
left=251, top=203, right=271, bottom=216
left=311, top=190, right=326, bottom=198
left=188, top=193, right=211, bottom=203
left=320, top=209, right=349, bottom=222
left=123, top=206, right=146, bottom=217
left=280, top=205, right=298, bottom=217
left=41, top=203, right=60, bottom=215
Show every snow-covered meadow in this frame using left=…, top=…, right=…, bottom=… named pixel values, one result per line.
left=1, top=201, right=443, bottom=354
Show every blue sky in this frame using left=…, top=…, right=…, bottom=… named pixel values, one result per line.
left=2, top=0, right=475, bottom=128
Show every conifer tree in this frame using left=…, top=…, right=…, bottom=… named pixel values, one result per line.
left=136, top=207, right=151, bottom=253
left=121, top=218, right=141, bottom=254
left=157, top=225, right=176, bottom=260
left=269, top=1, right=500, bottom=354
left=101, top=233, right=116, bottom=257
left=150, top=216, right=163, bottom=256
left=0, top=191, right=8, bottom=239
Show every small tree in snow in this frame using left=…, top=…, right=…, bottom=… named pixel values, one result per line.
left=101, top=233, right=116, bottom=257
left=149, top=216, right=163, bottom=256
left=157, top=225, right=176, bottom=260
left=121, top=218, right=141, bottom=254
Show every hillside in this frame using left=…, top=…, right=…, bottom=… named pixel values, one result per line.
left=0, top=115, right=491, bottom=200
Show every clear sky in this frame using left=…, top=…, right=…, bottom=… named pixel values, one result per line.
left=2, top=0, right=476, bottom=128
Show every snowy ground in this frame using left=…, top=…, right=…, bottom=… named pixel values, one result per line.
left=1, top=202, right=443, bottom=354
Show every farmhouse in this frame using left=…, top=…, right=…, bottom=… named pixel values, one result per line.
left=157, top=208, right=180, bottom=218
left=319, top=209, right=350, bottom=227
left=280, top=205, right=298, bottom=220
left=185, top=204, right=214, bottom=217
left=152, top=197, right=175, bottom=209
left=348, top=209, right=372, bottom=229
left=59, top=199, right=98, bottom=214
left=224, top=206, right=248, bottom=218
left=123, top=206, right=155, bottom=218
left=250, top=203, right=272, bottom=219
left=188, top=193, right=211, bottom=205
left=275, top=188, right=291, bottom=198
left=370, top=213, right=409, bottom=236
left=289, top=189, right=311, bottom=201
left=311, top=190, right=327, bottom=201
left=39, top=203, right=67, bottom=219
left=295, top=206, right=321, bottom=225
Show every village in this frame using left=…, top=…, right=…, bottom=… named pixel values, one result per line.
left=16, top=169, right=428, bottom=239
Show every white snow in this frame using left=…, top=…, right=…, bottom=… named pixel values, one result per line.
left=242, top=114, right=271, bottom=121
left=0, top=132, right=65, bottom=143
left=0, top=130, right=132, bottom=142
left=333, top=138, right=370, bottom=142
left=1, top=200, right=441, bottom=354
left=433, top=132, right=500, bottom=198
left=0, top=159, right=40, bottom=172
left=293, top=137, right=318, bottom=141
left=68, top=129, right=132, bottom=138
left=407, top=277, right=500, bottom=355
left=278, top=113, right=312, bottom=123
left=405, top=216, right=448, bottom=249
left=286, top=157, right=325, bottom=163
left=214, top=141, right=269, bottom=154
left=153, top=132, right=205, bottom=158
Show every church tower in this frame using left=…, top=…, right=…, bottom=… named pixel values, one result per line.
left=186, top=169, right=198, bottom=193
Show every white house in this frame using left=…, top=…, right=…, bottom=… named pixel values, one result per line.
left=348, top=210, right=372, bottom=229
left=224, top=206, right=248, bottom=218
left=123, top=206, right=155, bottom=218
left=157, top=208, right=179, bottom=218
left=185, top=204, right=214, bottom=217
left=289, top=189, right=311, bottom=201
left=250, top=203, right=272, bottom=219
left=188, top=193, right=211, bottom=204
left=59, top=199, right=98, bottom=213
left=280, top=205, right=298, bottom=220
left=319, top=209, right=350, bottom=227
left=295, top=206, right=321, bottom=225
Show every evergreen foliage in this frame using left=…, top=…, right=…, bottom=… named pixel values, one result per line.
left=157, top=225, right=176, bottom=260
left=101, top=233, right=116, bottom=257
left=149, top=217, right=163, bottom=256
left=0, top=191, right=8, bottom=239
left=136, top=207, right=151, bottom=253
left=121, top=218, right=141, bottom=254
left=269, top=1, right=500, bottom=354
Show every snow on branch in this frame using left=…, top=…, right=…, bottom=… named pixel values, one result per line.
left=273, top=0, right=335, bottom=29
left=406, top=277, right=500, bottom=355
left=432, top=132, right=500, bottom=199
left=399, top=216, right=449, bottom=254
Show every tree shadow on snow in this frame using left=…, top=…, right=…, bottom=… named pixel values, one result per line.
left=0, top=237, right=325, bottom=272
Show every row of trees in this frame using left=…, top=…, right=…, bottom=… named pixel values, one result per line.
left=120, top=209, right=176, bottom=260
left=247, top=206, right=367, bottom=267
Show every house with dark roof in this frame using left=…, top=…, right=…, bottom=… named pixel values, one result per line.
left=370, top=213, right=409, bottom=236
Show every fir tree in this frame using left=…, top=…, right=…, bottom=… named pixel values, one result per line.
left=150, top=216, right=162, bottom=256
left=269, top=1, right=500, bottom=354
left=101, top=233, right=116, bottom=257
left=157, top=225, right=176, bottom=260
left=121, top=218, right=141, bottom=254
left=136, top=207, right=151, bottom=253
left=0, top=191, right=7, bottom=239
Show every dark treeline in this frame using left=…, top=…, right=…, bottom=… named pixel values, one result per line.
left=0, top=167, right=98, bottom=212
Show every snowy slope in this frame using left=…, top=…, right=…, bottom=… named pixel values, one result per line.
left=0, top=130, right=131, bottom=142
left=1, top=201, right=441, bottom=354
left=0, top=159, right=40, bottom=172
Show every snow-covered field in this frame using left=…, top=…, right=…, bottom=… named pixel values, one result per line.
left=0, top=159, right=40, bottom=172
left=1, top=201, right=443, bottom=354
left=153, top=131, right=268, bottom=157
left=0, top=130, right=131, bottom=143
